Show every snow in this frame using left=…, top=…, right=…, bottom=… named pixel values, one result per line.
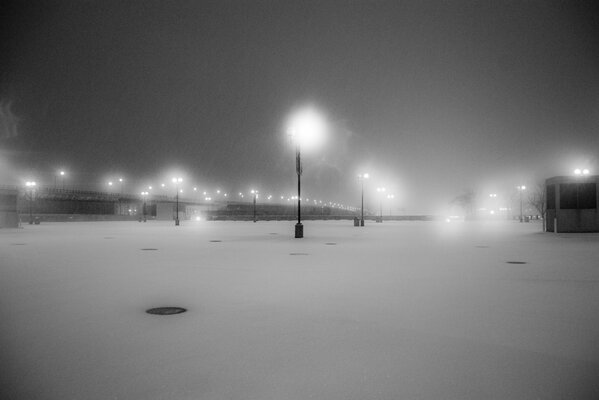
left=1, top=220, right=599, bottom=399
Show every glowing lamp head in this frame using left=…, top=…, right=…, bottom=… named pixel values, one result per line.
left=583, top=168, right=590, bottom=175
left=287, top=106, right=327, bottom=151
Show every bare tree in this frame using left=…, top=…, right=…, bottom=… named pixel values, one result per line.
left=451, top=188, right=477, bottom=219
left=528, top=182, right=546, bottom=231
left=0, top=100, right=20, bottom=140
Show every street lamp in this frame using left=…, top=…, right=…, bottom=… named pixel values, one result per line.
left=251, top=190, right=259, bottom=222
left=25, top=181, right=36, bottom=224
left=172, top=177, right=182, bottom=225
left=517, top=185, right=526, bottom=222
left=54, top=170, right=66, bottom=189
left=140, top=191, right=149, bottom=222
left=118, top=178, right=124, bottom=194
left=287, top=106, right=326, bottom=238
left=358, top=173, right=369, bottom=226
left=376, top=187, right=386, bottom=223
left=574, top=168, right=590, bottom=176
left=387, top=193, right=395, bottom=216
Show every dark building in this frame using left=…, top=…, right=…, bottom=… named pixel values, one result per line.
left=546, top=175, right=599, bottom=233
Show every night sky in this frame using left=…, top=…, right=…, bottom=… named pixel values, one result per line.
left=1, top=0, right=598, bottom=213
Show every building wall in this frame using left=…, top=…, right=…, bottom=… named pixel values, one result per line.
left=546, top=175, right=599, bottom=233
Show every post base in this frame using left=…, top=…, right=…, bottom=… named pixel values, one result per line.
left=175, top=219, right=180, bottom=226
left=295, top=223, right=303, bottom=238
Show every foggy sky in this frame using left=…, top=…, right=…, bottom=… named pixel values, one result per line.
left=1, top=0, right=598, bottom=213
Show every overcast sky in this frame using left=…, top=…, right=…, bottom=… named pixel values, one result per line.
left=1, top=0, right=598, bottom=213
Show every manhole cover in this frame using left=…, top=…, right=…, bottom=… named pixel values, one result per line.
left=210, top=240, right=222, bottom=242
left=11, top=243, right=26, bottom=246
left=141, top=248, right=158, bottom=251
left=506, top=261, right=527, bottom=264
left=476, top=245, right=489, bottom=248
left=290, top=253, right=309, bottom=256
left=146, top=307, right=187, bottom=315
left=269, top=233, right=278, bottom=235
left=325, top=243, right=337, bottom=245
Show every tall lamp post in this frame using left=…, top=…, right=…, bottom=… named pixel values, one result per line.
left=376, top=187, right=386, bottom=223
left=25, top=181, right=36, bottom=224
left=251, top=190, right=258, bottom=222
left=54, top=170, right=66, bottom=189
left=141, top=191, right=149, bottom=222
left=358, top=173, right=369, bottom=226
left=517, top=185, right=526, bottom=222
left=387, top=193, right=395, bottom=216
left=287, top=107, right=326, bottom=238
left=172, top=177, right=182, bottom=225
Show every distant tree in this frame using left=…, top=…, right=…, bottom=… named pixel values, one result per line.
left=451, top=189, right=477, bottom=219
left=528, top=183, right=547, bottom=231
left=0, top=100, right=20, bottom=140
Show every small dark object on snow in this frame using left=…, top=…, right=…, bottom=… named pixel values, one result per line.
left=146, top=307, right=187, bottom=315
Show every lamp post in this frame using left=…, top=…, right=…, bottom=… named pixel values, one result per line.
left=376, top=187, right=386, bottom=222
left=251, top=190, right=259, bottom=222
left=172, top=177, right=182, bottom=225
left=358, top=173, right=369, bottom=226
left=574, top=168, right=590, bottom=176
left=287, top=106, right=326, bottom=238
left=517, top=185, right=526, bottom=222
left=141, top=191, right=149, bottom=222
left=54, top=170, right=66, bottom=189
left=387, top=193, right=394, bottom=216
left=25, top=181, right=36, bottom=224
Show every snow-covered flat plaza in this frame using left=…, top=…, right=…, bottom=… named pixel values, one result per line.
left=1, top=220, right=598, bottom=399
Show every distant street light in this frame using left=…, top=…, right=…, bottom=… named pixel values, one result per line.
left=386, top=193, right=395, bottom=216
left=172, top=177, right=182, bottom=225
left=25, top=181, right=37, bottom=224
left=54, top=170, right=66, bottom=189
left=287, top=106, right=327, bottom=238
left=140, top=191, right=149, bottom=222
left=118, top=178, right=124, bottom=194
left=251, top=190, right=259, bottom=222
left=574, top=168, right=590, bottom=176
left=376, top=187, right=386, bottom=223
left=358, top=173, right=369, bottom=226
left=517, top=185, right=526, bottom=222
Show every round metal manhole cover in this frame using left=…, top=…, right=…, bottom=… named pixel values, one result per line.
left=209, top=240, right=222, bottom=243
left=506, top=261, right=527, bottom=264
left=104, top=237, right=115, bottom=239
left=11, top=243, right=27, bottom=246
left=141, top=248, right=158, bottom=251
left=325, top=242, right=337, bottom=245
left=146, top=307, right=187, bottom=315
left=269, top=233, right=278, bottom=235
left=476, top=245, right=489, bottom=248
left=290, top=253, right=309, bottom=256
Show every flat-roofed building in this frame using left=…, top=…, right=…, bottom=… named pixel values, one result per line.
left=546, top=175, right=598, bottom=233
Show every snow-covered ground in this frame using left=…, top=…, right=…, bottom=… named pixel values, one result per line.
left=1, top=220, right=598, bottom=399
